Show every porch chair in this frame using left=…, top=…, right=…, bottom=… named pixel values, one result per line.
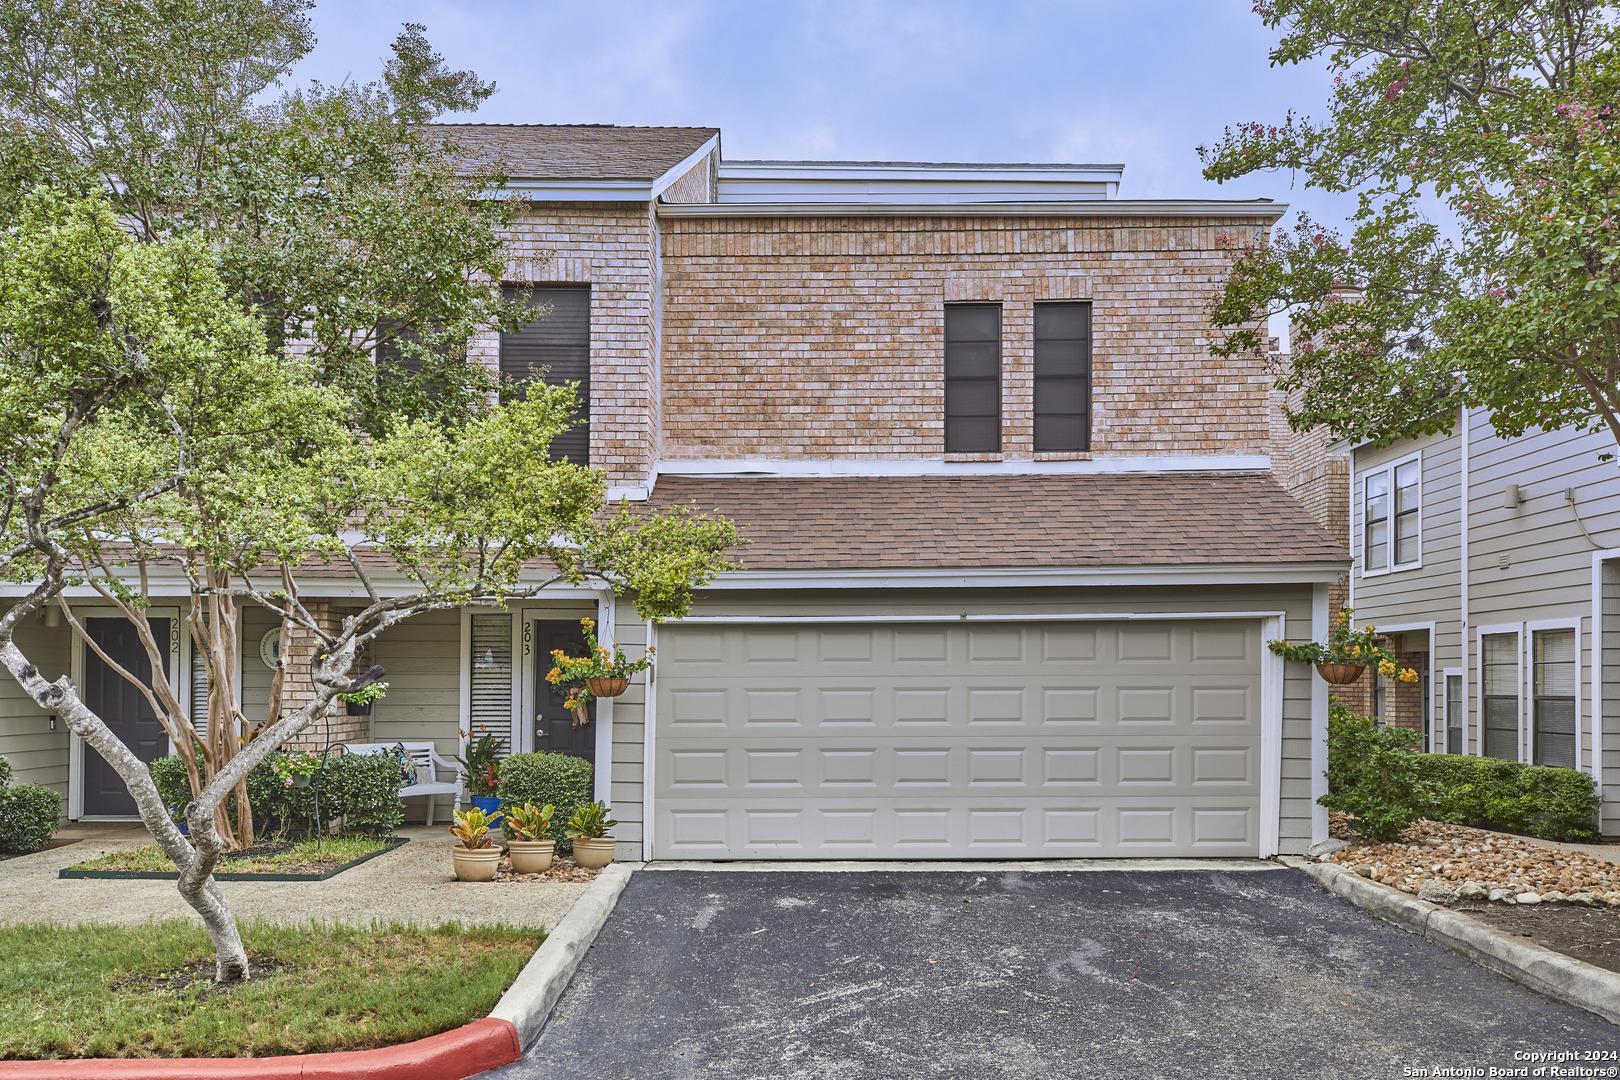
left=341, top=741, right=462, bottom=826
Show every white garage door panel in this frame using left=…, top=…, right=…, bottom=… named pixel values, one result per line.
left=654, top=620, right=1263, bottom=859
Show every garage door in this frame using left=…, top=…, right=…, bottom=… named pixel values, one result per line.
left=652, top=619, right=1263, bottom=860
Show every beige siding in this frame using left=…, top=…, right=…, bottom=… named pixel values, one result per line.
left=371, top=609, right=462, bottom=760
left=0, top=613, right=72, bottom=800
left=608, top=608, right=647, bottom=859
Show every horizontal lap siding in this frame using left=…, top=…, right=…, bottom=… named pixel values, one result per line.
left=372, top=610, right=462, bottom=760
left=0, top=615, right=71, bottom=799
left=609, top=610, right=647, bottom=860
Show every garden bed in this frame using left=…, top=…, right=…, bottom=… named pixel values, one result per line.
left=0, top=919, right=542, bottom=1059
left=60, top=836, right=406, bottom=881
left=491, top=851, right=601, bottom=883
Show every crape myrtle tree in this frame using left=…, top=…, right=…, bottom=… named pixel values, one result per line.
left=1200, top=1, right=1620, bottom=456
left=0, top=2, right=549, bottom=852
left=0, top=190, right=740, bottom=984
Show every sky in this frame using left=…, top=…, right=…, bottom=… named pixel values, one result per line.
left=287, top=0, right=1365, bottom=344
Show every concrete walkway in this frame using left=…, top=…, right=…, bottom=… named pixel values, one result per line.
left=0, top=825, right=586, bottom=928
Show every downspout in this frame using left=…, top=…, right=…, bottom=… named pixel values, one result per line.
left=1460, top=405, right=1470, bottom=756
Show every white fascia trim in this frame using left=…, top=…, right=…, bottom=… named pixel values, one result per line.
left=650, top=136, right=721, bottom=201
left=606, top=484, right=650, bottom=502
left=667, top=609, right=1289, bottom=625
left=718, top=161, right=1127, bottom=182
left=0, top=577, right=607, bottom=601
left=654, top=454, right=1271, bottom=479
left=657, top=199, right=1287, bottom=219
left=697, top=564, right=1347, bottom=591
left=504, top=179, right=653, bottom=202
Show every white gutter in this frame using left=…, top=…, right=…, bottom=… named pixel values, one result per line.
left=653, top=454, right=1272, bottom=480
left=698, top=564, right=1347, bottom=591
left=650, top=135, right=721, bottom=202
left=657, top=198, right=1288, bottom=219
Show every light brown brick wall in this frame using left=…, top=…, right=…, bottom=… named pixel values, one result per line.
left=658, top=153, right=715, bottom=204
left=657, top=214, right=1275, bottom=459
left=281, top=602, right=371, bottom=751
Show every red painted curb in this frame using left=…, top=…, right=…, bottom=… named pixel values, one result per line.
left=0, top=1017, right=522, bottom=1080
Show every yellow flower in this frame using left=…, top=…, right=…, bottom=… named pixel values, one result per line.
left=1377, top=659, right=1397, bottom=677
left=1351, top=646, right=1361, bottom=657
left=1400, top=668, right=1419, bottom=683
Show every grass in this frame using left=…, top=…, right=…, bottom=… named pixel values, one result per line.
left=66, top=836, right=390, bottom=875
left=0, top=919, right=544, bottom=1059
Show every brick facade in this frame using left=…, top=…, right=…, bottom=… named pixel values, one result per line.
left=282, top=602, right=370, bottom=751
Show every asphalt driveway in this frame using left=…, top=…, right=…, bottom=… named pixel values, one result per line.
left=484, top=866, right=1619, bottom=1080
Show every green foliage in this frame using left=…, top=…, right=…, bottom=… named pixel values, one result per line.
left=563, top=800, right=617, bottom=841
left=335, top=681, right=388, bottom=708
left=1268, top=606, right=1418, bottom=679
left=0, top=756, right=61, bottom=853
left=497, top=753, right=593, bottom=848
left=545, top=616, right=654, bottom=712
left=172, top=751, right=403, bottom=838
left=448, top=806, right=496, bottom=849
left=1414, top=753, right=1601, bottom=841
left=1203, top=2, right=1620, bottom=458
left=454, top=732, right=506, bottom=798
left=1322, top=700, right=1436, bottom=841
left=504, top=802, right=554, bottom=842
left=149, top=755, right=192, bottom=826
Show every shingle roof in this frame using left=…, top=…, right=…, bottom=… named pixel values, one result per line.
left=427, top=124, right=718, bottom=181
left=649, top=473, right=1348, bottom=571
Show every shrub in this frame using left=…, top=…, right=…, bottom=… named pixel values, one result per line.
left=323, top=751, right=405, bottom=836
left=1414, top=753, right=1600, bottom=841
left=0, top=755, right=62, bottom=853
left=1322, top=700, right=1437, bottom=841
left=497, top=752, right=593, bottom=850
left=148, top=754, right=192, bottom=825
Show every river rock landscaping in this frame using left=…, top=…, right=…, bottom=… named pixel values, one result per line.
left=491, top=851, right=600, bottom=884
left=1321, top=812, right=1620, bottom=905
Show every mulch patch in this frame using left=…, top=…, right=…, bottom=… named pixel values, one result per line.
left=108, top=952, right=293, bottom=1001
left=0, top=840, right=76, bottom=862
left=1452, top=902, right=1620, bottom=975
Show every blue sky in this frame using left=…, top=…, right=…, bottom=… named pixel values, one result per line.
left=292, top=1, right=1360, bottom=341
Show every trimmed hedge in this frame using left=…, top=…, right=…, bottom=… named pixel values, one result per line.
left=0, top=754, right=62, bottom=853
left=1413, top=753, right=1600, bottom=841
left=1322, top=702, right=1435, bottom=841
left=149, top=750, right=404, bottom=839
left=497, top=752, right=593, bottom=851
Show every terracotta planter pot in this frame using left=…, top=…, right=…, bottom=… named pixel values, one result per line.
left=1316, top=663, right=1367, bottom=685
left=572, top=836, right=616, bottom=870
left=507, top=839, right=554, bottom=874
left=586, top=676, right=629, bottom=698
left=452, top=844, right=501, bottom=882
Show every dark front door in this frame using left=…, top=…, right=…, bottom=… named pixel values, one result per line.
left=82, top=617, right=170, bottom=816
left=535, top=620, right=595, bottom=764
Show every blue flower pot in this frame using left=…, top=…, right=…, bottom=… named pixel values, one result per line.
left=470, top=795, right=502, bottom=824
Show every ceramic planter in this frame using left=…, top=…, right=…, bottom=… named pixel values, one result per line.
left=572, top=836, right=616, bottom=869
left=507, top=839, right=554, bottom=874
left=586, top=676, right=629, bottom=698
left=452, top=844, right=501, bottom=882
left=1317, top=663, right=1368, bottom=685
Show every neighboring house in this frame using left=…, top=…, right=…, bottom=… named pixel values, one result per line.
left=0, top=124, right=1349, bottom=860
left=1300, top=402, right=1620, bottom=836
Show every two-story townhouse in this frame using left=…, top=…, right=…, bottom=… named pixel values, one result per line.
left=0, top=124, right=1347, bottom=861
left=1335, top=408, right=1620, bottom=836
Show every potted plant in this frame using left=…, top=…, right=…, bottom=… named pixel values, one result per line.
left=455, top=731, right=505, bottom=821
left=564, top=801, right=618, bottom=869
left=337, top=679, right=388, bottom=717
left=546, top=618, right=654, bottom=726
left=504, top=802, right=556, bottom=873
left=448, top=806, right=501, bottom=882
left=1267, top=608, right=1421, bottom=685
left=269, top=750, right=321, bottom=790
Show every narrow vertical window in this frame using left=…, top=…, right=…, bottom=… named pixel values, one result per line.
left=1445, top=673, right=1463, bottom=755
left=1482, top=632, right=1520, bottom=760
left=1364, top=471, right=1390, bottom=572
left=1393, top=460, right=1421, bottom=566
left=944, top=303, right=1001, bottom=453
left=1372, top=672, right=1387, bottom=727
left=500, top=285, right=591, bottom=464
left=1033, top=302, right=1091, bottom=452
left=1533, top=628, right=1577, bottom=769
left=469, top=614, right=513, bottom=754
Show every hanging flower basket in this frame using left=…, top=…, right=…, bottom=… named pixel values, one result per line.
left=1316, top=663, right=1367, bottom=685
left=585, top=676, right=629, bottom=698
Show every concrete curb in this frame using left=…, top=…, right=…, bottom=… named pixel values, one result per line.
left=487, top=861, right=638, bottom=1049
left=0, top=1017, right=521, bottom=1079
left=1291, top=857, right=1620, bottom=1024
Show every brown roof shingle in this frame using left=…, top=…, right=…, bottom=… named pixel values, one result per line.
left=428, top=124, right=717, bottom=181
left=649, top=473, right=1348, bottom=571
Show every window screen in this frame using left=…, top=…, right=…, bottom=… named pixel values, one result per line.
left=469, top=614, right=513, bottom=752
left=1533, top=628, right=1576, bottom=768
left=1445, top=673, right=1463, bottom=755
left=944, top=303, right=1001, bottom=453
left=1364, top=471, right=1390, bottom=572
left=500, top=285, right=591, bottom=464
left=1482, top=633, right=1519, bottom=760
left=1393, top=460, right=1421, bottom=566
left=1033, top=302, right=1091, bottom=452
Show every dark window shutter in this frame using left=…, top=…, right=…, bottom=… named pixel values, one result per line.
left=944, top=303, right=1001, bottom=453
left=500, top=285, right=591, bottom=464
left=1033, top=302, right=1091, bottom=452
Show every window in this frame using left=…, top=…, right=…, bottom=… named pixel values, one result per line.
left=1445, top=673, right=1463, bottom=754
left=944, top=303, right=1001, bottom=453
left=1481, top=632, right=1520, bottom=760
left=1533, top=628, right=1577, bottom=769
left=500, top=285, right=591, bottom=464
left=469, top=614, right=513, bottom=753
left=1372, top=671, right=1387, bottom=727
left=1362, top=455, right=1421, bottom=573
left=1033, top=302, right=1091, bottom=452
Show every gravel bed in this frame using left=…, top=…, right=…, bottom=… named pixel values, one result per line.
left=491, top=853, right=601, bottom=884
left=1322, top=813, right=1620, bottom=906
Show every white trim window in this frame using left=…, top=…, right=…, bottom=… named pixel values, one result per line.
left=1531, top=625, right=1578, bottom=769
left=1361, top=454, right=1422, bottom=575
left=1480, top=630, right=1521, bottom=761
left=1443, top=669, right=1464, bottom=755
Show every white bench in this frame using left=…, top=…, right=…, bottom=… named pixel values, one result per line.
left=343, top=742, right=462, bottom=826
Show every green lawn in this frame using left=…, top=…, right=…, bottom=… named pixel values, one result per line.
left=0, top=920, right=543, bottom=1059
left=66, top=836, right=389, bottom=875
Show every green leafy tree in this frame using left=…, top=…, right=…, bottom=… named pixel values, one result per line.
left=1201, top=2, right=1620, bottom=455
